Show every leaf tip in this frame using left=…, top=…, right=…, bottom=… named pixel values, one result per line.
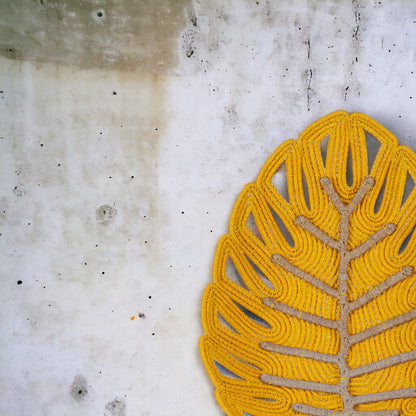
left=259, top=341, right=269, bottom=350
left=271, top=253, right=281, bottom=264
left=260, top=373, right=270, bottom=384
left=263, top=297, right=274, bottom=307
left=295, top=215, right=307, bottom=226
left=363, top=176, right=375, bottom=187
left=320, top=177, right=331, bottom=186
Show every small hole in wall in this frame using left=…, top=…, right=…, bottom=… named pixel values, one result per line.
left=96, top=204, right=117, bottom=225
left=105, top=398, right=126, bottom=416
left=17, top=280, right=22, bottom=285
left=93, top=9, right=105, bottom=21
left=70, top=375, right=88, bottom=402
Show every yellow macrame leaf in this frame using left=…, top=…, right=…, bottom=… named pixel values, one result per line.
left=200, top=111, right=416, bottom=416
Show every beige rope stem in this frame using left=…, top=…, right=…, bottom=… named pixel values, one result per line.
left=261, top=177, right=416, bottom=415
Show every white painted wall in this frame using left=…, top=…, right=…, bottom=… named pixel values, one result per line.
left=1, top=1, right=416, bottom=415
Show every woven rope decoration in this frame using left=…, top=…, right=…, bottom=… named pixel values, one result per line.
left=200, top=111, right=416, bottom=416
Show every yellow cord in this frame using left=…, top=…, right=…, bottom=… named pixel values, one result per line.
left=200, top=111, right=416, bottom=415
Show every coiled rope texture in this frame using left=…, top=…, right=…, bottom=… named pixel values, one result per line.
left=200, top=111, right=416, bottom=416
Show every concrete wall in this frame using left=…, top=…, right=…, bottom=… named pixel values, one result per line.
left=1, top=1, right=416, bottom=415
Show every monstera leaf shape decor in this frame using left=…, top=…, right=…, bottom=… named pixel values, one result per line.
left=200, top=111, right=416, bottom=416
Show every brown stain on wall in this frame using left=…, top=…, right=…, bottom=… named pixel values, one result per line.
left=113, top=71, right=169, bottom=275
left=2, top=60, right=171, bottom=284
left=0, top=0, right=193, bottom=280
left=0, top=0, right=192, bottom=73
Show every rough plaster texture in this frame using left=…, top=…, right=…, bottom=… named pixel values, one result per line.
left=1, top=1, right=416, bottom=415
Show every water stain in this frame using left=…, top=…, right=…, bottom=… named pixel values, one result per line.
left=70, top=374, right=88, bottom=402
left=0, top=0, right=192, bottom=73
left=96, top=204, right=117, bottom=225
left=104, top=397, right=126, bottom=416
left=115, top=72, right=168, bottom=276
